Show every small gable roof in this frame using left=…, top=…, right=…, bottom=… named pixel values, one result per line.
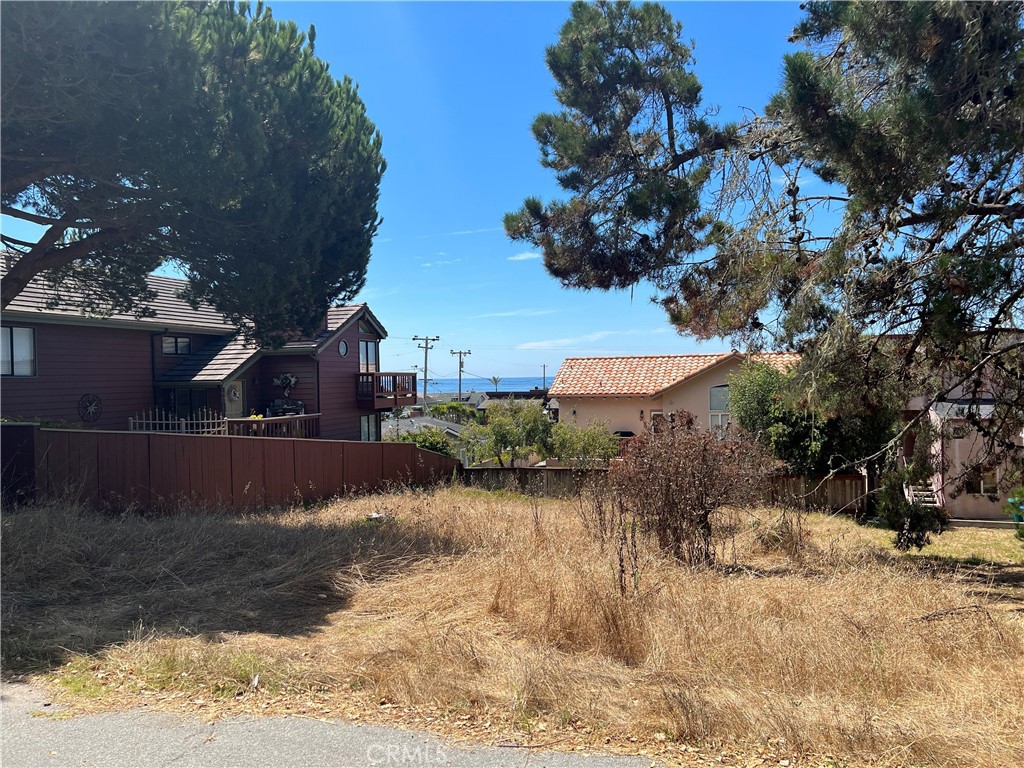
left=274, top=303, right=388, bottom=353
left=548, top=352, right=800, bottom=398
left=156, top=335, right=258, bottom=385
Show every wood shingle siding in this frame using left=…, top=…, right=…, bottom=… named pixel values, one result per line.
left=316, top=322, right=364, bottom=440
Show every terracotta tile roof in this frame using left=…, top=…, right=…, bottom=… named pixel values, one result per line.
left=548, top=352, right=800, bottom=397
left=754, top=351, right=802, bottom=371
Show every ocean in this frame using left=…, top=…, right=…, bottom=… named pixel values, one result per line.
left=421, top=376, right=548, bottom=394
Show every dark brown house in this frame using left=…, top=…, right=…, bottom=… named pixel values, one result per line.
left=1, top=272, right=415, bottom=440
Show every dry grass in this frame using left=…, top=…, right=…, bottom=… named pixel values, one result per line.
left=3, top=487, right=1023, bottom=767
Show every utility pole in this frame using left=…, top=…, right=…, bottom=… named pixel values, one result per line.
left=451, top=349, right=471, bottom=402
left=412, top=335, right=440, bottom=404
left=542, top=363, right=547, bottom=389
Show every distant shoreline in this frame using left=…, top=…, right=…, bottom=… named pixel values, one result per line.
left=419, top=376, right=548, bottom=394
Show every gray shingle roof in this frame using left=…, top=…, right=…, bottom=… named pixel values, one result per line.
left=156, top=335, right=258, bottom=384
left=1, top=262, right=235, bottom=333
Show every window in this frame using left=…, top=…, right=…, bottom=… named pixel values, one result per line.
left=709, top=384, right=730, bottom=429
left=338, top=339, right=349, bottom=357
left=359, top=339, right=378, bottom=373
left=360, top=413, right=381, bottom=442
left=709, top=412, right=731, bottom=429
left=162, top=335, right=191, bottom=355
left=649, top=410, right=665, bottom=432
left=159, top=387, right=209, bottom=419
left=1, top=327, right=35, bottom=376
left=969, top=468, right=999, bottom=495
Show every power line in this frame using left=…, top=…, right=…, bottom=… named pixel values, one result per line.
left=412, top=335, right=440, bottom=403
left=450, top=349, right=471, bottom=401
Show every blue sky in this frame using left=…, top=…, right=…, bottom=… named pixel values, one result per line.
left=277, top=1, right=807, bottom=382
left=3, top=1, right=807, bottom=383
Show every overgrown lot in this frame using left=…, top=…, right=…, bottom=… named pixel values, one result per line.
left=3, top=487, right=1023, bottom=767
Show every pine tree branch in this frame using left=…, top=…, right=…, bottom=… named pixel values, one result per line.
left=0, top=226, right=145, bottom=308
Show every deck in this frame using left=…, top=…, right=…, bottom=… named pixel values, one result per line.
left=357, top=372, right=417, bottom=409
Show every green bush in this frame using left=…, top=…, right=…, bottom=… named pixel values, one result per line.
left=427, top=402, right=478, bottom=424
left=877, top=471, right=948, bottom=551
left=460, top=400, right=551, bottom=468
left=550, top=419, right=618, bottom=468
left=395, top=427, right=457, bottom=458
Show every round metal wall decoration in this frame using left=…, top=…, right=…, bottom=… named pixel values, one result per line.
left=227, top=385, right=241, bottom=401
left=78, top=394, right=102, bottom=422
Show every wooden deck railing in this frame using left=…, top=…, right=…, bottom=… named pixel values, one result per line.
left=129, top=408, right=227, bottom=435
left=226, top=413, right=321, bottom=439
left=357, top=372, right=417, bottom=409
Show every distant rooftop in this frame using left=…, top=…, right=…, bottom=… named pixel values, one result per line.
left=548, top=352, right=800, bottom=397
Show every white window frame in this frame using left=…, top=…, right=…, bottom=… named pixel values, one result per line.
left=709, top=411, right=731, bottom=429
left=709, top=384, right=730, bottom=430
left=1, top=326, right=36, bottom=377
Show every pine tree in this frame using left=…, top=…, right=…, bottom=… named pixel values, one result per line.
left=2, top=1, right=385, bottom=346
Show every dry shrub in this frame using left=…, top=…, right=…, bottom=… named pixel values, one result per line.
left=613, top=413, right=771, bottom=566
left=5, top=487, right=1023, bottom=767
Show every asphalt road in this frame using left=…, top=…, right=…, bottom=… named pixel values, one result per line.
left=1, top=683, right=653, bottom=768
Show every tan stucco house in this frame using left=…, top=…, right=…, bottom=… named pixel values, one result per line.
left=548, top=352, right=798, bottom=435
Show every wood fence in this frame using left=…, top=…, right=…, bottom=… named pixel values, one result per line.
left=462, top=465, right=868, bottom=512
left=128, top=410, right=323, bottom=439
left=463, top=466, right=593, bottom=497
left=767, top=474, right=867, bottom=513
left=1, top=423, right=458, bottom=512
left=226, top=414, right=321, bottom=439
